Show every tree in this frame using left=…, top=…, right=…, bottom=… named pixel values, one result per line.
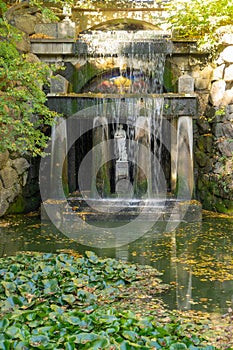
left=165, top=0, right=233, bottom=50
left=0, top=0, right=63, bottom=157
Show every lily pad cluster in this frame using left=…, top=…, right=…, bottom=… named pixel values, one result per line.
left=0, top=251, right=217, bottom=349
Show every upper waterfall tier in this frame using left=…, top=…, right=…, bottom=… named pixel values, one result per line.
left=76, top=31, right=172, bottom=56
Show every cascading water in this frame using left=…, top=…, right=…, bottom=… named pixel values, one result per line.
left=74, top=37, right=168, bottom=200
left=43, top=22, right=198, bottom=224
left=39, top=19, right=201, bottom=251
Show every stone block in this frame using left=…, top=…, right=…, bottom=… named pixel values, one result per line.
left=196, top=118, right=211, bottom=134
left=222, top=122, right=233, bottom=138
left=57, top=21, right=76, bottom=39
left=226, top=104, right=233, bottom=114
left=224, top=64, right=233, bottom=81
left=220, top=46, right=233, bottom=63
left=221, top=89, right=233, bottom=106
left=217, top=139, right=233, bottom=156
left=14, top=13, right=38, bottom=35
left=178, top=74, right=194, bottom=93
left=213, top=123, right=224, bottom=138
left=50, top=74, right=69, bottom=93
left=0, top=199, right=9, bottom=217
left=0, top=167, right=18, bottom=189
left=195, top=78, right=211, bottom=90
left=115, top=160, right=129, bottom=180
left=0, top=151, right=9, bottom=170
left=221, top=33, right=233, bottom=45
left=212, top=64, right=225, bottom=81
left=12, top=158, right=30, bottom=175
left=209, top=80, right=226, bottom=106
left=35, top=21, right=76, bottom=39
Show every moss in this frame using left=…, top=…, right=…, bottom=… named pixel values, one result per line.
left=7, top=195, right=25, bottom=214
left=163, top=61, right=174, bottom=92
left=72, top=62, right=102, bottom=93
left=215, top=198, right=233, bottom=215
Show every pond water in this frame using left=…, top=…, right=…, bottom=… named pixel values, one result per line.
left=0, top=211, right=232, bottom=314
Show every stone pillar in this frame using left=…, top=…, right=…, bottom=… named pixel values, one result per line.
left=170, top=118, right=177, bottom=193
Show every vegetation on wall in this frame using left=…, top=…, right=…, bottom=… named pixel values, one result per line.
left=0, top=1, right=61, bottom=156
left=165, top=0, right=233, bottom=50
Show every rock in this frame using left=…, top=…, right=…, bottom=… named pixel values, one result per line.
left=195, top=150, right=209, bottom=167
left=12, top=158, right=30, bottom=175
left=209, top=80, right=226, bottom=106
left=224, top=64, right=233, bottom=81
left=213, top=123, right=224, bottom=137
left=194, top=78, right=211, bottom=90
left=0, top=151, right=9, bottom=170
left=226, top=104, right=233, bottom=114
left=213, top=162, right=224, bottom=174
left=14, top=31, right=31, bottom=53
left=212, top=64, right=225, bottom=81
left=221, top=89, right=233, bottom=106
left=14, top=13, right=38, bottom=35
left=196, top=118, right=211, bottom=134
left=0, top=199, right=9, bottom=217
left=221, top=33, right=233, bottom=45
left=215, top=55, right=225, bottom=66
left=50, top=74, right=69, bottom=93
left=217, top=139, right=233, bottom=156
left=226, top=111, right=233, bottom=121
left=25, top=52, right=40, bottom=63
left=220, top=46, right=233, bottom=63
left=222, top=122, right=233, bottom=138
left=0, top=167, right=18, bottom=189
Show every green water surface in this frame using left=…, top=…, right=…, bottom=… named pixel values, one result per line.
left=0, top=211, right=232, bottom=314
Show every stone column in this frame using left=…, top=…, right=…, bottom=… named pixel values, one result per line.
left=170, top=118, right=177, bottom=193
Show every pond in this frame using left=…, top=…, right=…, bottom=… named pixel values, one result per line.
left=0, top=211, right=232, bottom=314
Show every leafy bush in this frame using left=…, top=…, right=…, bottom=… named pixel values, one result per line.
left=0, top=1, right=61, bottom=156
left=165, top=0, right=233, bottom=50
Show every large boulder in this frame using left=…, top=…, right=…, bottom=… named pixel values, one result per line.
left=0, top=166, right=18, bottom=189
left=209, top=80, right=226, bottom=106
left=220, top=46, right=233, bottom=63
left=0, top=151, right=9, bottom=170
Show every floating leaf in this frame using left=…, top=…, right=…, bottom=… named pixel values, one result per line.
left=85, top=251, right=99, bottom=264
left=29, top=335, right=50, bottom=348
left=170, top=343, right=188, bottom=350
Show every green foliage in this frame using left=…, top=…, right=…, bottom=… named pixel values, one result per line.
left=0, top=251, right=216, bottom=349
left=165, top=0, right=233, bottom=50
left=0, top=4, right=59, bottom=156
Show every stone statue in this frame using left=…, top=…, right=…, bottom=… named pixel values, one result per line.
left=114, top=124, right=127, bottom=161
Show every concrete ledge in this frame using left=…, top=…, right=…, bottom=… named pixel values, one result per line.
left=41, top=199, right=202, bottom=223
left=46, top=93, right=198, bottom=118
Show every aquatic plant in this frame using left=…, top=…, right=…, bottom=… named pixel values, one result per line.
left=0, top=251, right=218, bottom=349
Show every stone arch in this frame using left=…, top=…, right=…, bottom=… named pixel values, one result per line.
left=82, top=18, right=161, bottom=32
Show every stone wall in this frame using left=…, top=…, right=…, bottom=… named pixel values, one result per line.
left=0, top=152, right=40, bottom=216
left=193, top=34, right=233, bottom=215
left=0, top=3, right=42, bottom=217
